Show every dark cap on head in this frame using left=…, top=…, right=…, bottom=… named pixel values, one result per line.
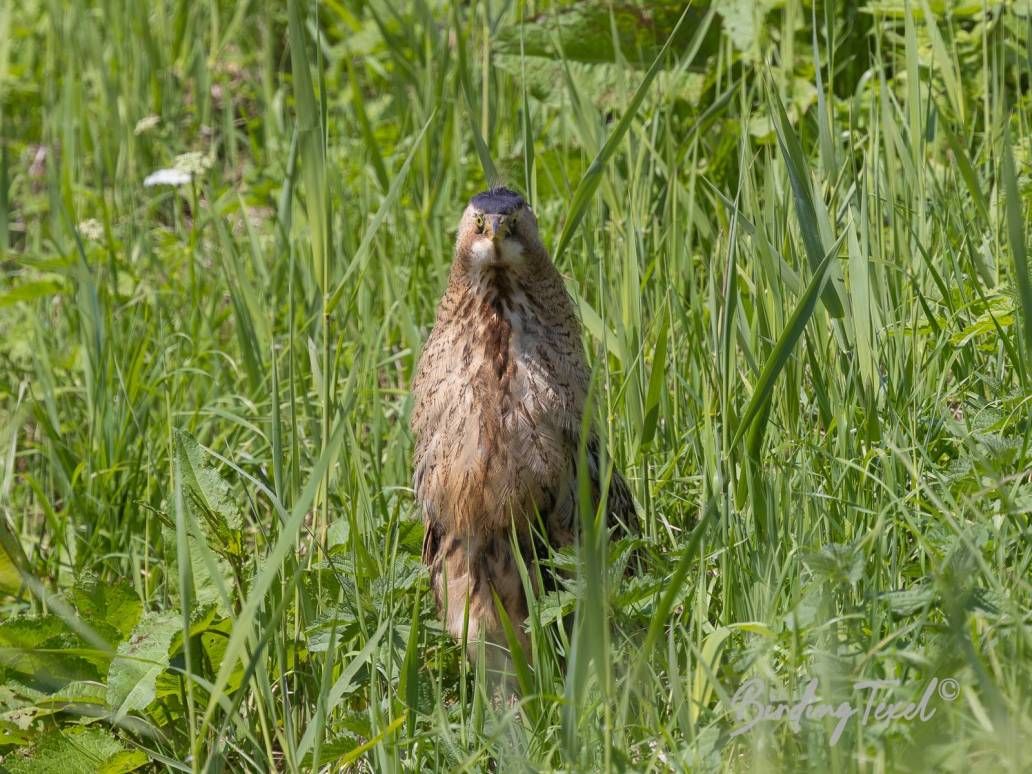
left=470, top=187, right=526, bottom=215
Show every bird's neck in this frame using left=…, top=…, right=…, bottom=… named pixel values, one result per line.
left=443, top=252, right=573, bottom=342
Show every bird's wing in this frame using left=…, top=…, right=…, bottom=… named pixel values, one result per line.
left=540, top=433, right=637, bottom=547
left=534, top=434, right=639, bottom=595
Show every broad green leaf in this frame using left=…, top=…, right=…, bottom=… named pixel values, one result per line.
left=69, top=575, right=142, bottom=642
left=5, top=726, right=137, bottom=774
left=717, top=0, right=767, bottom=59
left=98, top=750, right=149, bottom=774
left=0, top=615, right=68, bottom=649
left=169, top=436, right=235, bottom=618
left=174, top=430, right=241, bottom=533
left=784, top=587, right=822, bottom=632
left=107, top=610, right=180, bottom=720
left=497, top=3, right=709, bottom=66
left=0, top=528, right=23, bottom=596
left=802, top=543, right=864, bottom=586
left=494, top=55, right=709, bottom=110
left=881, top=586, right=937, bottom=615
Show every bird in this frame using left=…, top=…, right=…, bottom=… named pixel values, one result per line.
left=410, top=186, right=636, bottom=670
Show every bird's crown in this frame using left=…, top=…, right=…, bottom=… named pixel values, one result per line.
left=469, top=187, right=526, bottom=214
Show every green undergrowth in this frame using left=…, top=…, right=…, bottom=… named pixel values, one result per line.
left=0, top=1, right=1030, bottom=771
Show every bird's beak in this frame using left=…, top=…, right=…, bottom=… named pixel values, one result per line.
left=486, top=214, right=509, bottom=246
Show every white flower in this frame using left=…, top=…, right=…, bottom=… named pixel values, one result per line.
left=143, top=151, right=214, bottom=187
left=143, top=168, right=192, bottom=187
left=173, top=151, right=212, bottom=176
left=78, top=218, right=104, bottom=241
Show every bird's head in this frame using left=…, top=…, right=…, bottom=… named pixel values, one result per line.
left=455, top=186, right=544, bottom=275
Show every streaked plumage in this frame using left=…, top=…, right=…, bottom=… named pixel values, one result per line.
left=411, top=187, right=635, bottom=666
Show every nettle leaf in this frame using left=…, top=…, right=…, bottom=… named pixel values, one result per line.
left=396, top=519, right=423, bottom=558
left=106, top=610, right=180, bottom=719
left=174, top=430, right=243, bottom=553
left=880, top=585, right=938, bottom=616
left=784, top=587, right=822, bottom=632
left=43, top=680, right=108, bottom=707
left=537, top=589, right=577, bottom=627
left=941, top=524, right=990, bottom=587
left=716, top=0, right=775, bottom=60
left=4, top=725, right=145, bottom=774
left=300, top=730, right=363, bottom=770
left=0, top=683, right=24, bottom=709
left=371, top=555, right=423, bottom=602
left=0, top=681, right=109, bottom=741
left=68, top=574, right=142, bottom=643
left=802, top=543, right=864, bottom=587
left=306, top=608, right=362, bottom=654
left=0, top=615, right=69, bottom=649
left=2, top=705, right=37, bottom=732
left=97, top=749, right=149, bottom=774
left=493, top=56, right=709, bottom=111
left=495, top=2, right=706, bottom=66
left=160, top=520, right=234, bottom=618
left=0, top=617, right=104, bottom=689
left=0, top=718, right=35, bottom=747
left=186, top=529, right=232, bottom=614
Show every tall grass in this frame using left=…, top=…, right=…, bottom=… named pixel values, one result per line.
left=0, top=1, right=1030, bottom=771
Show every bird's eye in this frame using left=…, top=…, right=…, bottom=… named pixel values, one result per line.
left=474, top=214, right=485, bottom=233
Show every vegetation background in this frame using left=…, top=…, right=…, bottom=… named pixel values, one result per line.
left=1, top=0, right=1031, bottom=771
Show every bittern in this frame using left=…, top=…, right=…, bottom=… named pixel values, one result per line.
left=411, top=187, right=635, bottom=667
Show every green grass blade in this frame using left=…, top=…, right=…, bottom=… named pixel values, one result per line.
left=452, top=0, right=497, bottom=184
left=768, top=80, right=845, bottom=318
left=552, top=6, right=693, bottom=265
left=287, top=0, right=328, bottom=290
left=200, top=418, right=347, bottom=733
left=520, top=5, right=534, bottom=203
left=730, top=234, right=844, bottom=451
left=1002, top=124, right=1032, bottom=366
left=326, top=110, right=436, bottom=314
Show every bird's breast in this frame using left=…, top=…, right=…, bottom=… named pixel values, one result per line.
left=414, top=284, right=585, bottom=533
